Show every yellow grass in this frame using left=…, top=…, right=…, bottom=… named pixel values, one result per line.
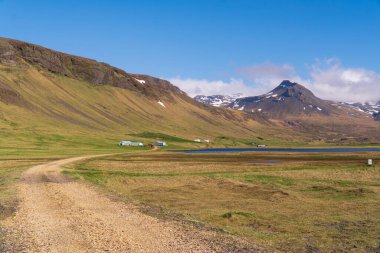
left=66, top=152, right=380, bottom=252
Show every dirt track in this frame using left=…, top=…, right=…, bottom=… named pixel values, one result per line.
left=1, top=155, right=263, bottom=253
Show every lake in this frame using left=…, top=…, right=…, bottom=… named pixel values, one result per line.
left=177, top=147, right=380, bottom=154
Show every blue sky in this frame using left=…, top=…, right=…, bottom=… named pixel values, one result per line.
left=1, top=0, right=380, bottom=101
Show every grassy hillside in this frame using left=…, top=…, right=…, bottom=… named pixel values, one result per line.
left=0, top=63, right=263, bottom=151
left=0, top=37, right=379, bottom=153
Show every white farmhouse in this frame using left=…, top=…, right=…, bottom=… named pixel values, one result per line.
left=154, top=141, right=168, bottom=147
left=119, top=140, right=144, bottom=147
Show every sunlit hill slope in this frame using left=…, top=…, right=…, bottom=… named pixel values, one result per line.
left=0, top=38, right=274, bottom=154
left=0, top=38, right=379, bottom=154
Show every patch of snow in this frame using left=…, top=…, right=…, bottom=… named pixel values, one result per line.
left=340, top=101, right=379, bottom=116
left=233, top=101, right=240, bottom=109
left=194, top=94, right=244, bottom=108
left=157, top=101, right=166, bottom=108
left=135, top=78, right=146, bottom=84
left=211, top=99, right=225, bottom=106
left=355, top=108, right=365, bottom=112
left=258, top=108, right=262, bottom=112
left=265, top=94, right=278, bottom=99
left=303, top=107, right=306, bottom=110
left=317, top=107, right=322, bottom=111
left=238, top=106, right=245, bottom=111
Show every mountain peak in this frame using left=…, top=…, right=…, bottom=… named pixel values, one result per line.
left=223, top=80, right=335, bottom=118
left=278, top=80, right=297, bottom=88
left=270, top=80, right=315, bottom=100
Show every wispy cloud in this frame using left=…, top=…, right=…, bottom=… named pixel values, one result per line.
left=306, top=58, right=380, bottom=102
left=168, top=59, right=380, bottom=103
left=238, top=63, right=301, bottom=88
left=167, top=77, right=262, bottom=97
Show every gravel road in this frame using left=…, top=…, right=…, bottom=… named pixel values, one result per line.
left=1, top=155, right=265, bottom=253
left=3, top=156, right=217, bottom=252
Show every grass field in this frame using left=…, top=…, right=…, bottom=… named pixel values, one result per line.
left=65, top=151, right=380, bottom=252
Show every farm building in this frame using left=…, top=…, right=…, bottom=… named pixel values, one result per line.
left=194, top=139, right=201, bottom=142
left=204, top=139, right=210, bottom=143
left=154, top=141, right=168, bottom=147
left=119, top=140, right=144, bottom=147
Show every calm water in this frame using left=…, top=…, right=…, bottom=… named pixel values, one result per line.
left=178, top=147, right=380, bottom=154
left=245, top=160, right=282, bottom=164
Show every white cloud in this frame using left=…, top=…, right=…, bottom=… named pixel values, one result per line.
left=238, top=63, right=302, bottom=88
left=168, top=59, right=380, bottom=103
left=168, top=63, right=302, bottom=98
left=307, top=59, right=380, bottom=102
left=167, top=77, right=262, bottom=97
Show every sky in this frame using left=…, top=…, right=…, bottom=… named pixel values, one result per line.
left=1, top=0, right=380, bottom=102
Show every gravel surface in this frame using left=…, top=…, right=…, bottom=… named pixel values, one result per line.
left=1, top=155, right=267, bottom=253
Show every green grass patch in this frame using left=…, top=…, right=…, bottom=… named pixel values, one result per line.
left=305, top=185, right=373, bottom=200
left=244, top=174, right=295, bottom=186
left=221, top=211, right=256, bottom=219
left=130, top=132, right=193, bottom=143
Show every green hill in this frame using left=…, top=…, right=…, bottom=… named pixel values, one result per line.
left=0, top=37, right=379, bottom=156
left=0, top=38, right=275, bottom=155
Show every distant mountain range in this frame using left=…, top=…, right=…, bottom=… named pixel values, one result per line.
left=338, top=101, right=380, bottom=120
left=194, top=80, right=380, bottom=120
left=193, top=94, right=243, bottom=107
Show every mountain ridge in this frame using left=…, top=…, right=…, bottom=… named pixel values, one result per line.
left=193, top=94, right=243, bottom=107
left=1, top=38, right=380, bottom=148
left=194, top=80, right=380, bottom=121
left=0, top=37, right=185, bottom=100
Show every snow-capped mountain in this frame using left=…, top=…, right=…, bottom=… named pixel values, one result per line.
left=194, top=80, right=380, bottom=121
left=226, top=80, right=335, bottom=118
left=339, top=101, right=380, bottom=118
left=194, top=94, right=243, bottom=107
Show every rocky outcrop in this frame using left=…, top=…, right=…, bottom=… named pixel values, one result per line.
left=0, top=37, right=184, bottom=100
left=374, top=112, right=380, bottom=121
